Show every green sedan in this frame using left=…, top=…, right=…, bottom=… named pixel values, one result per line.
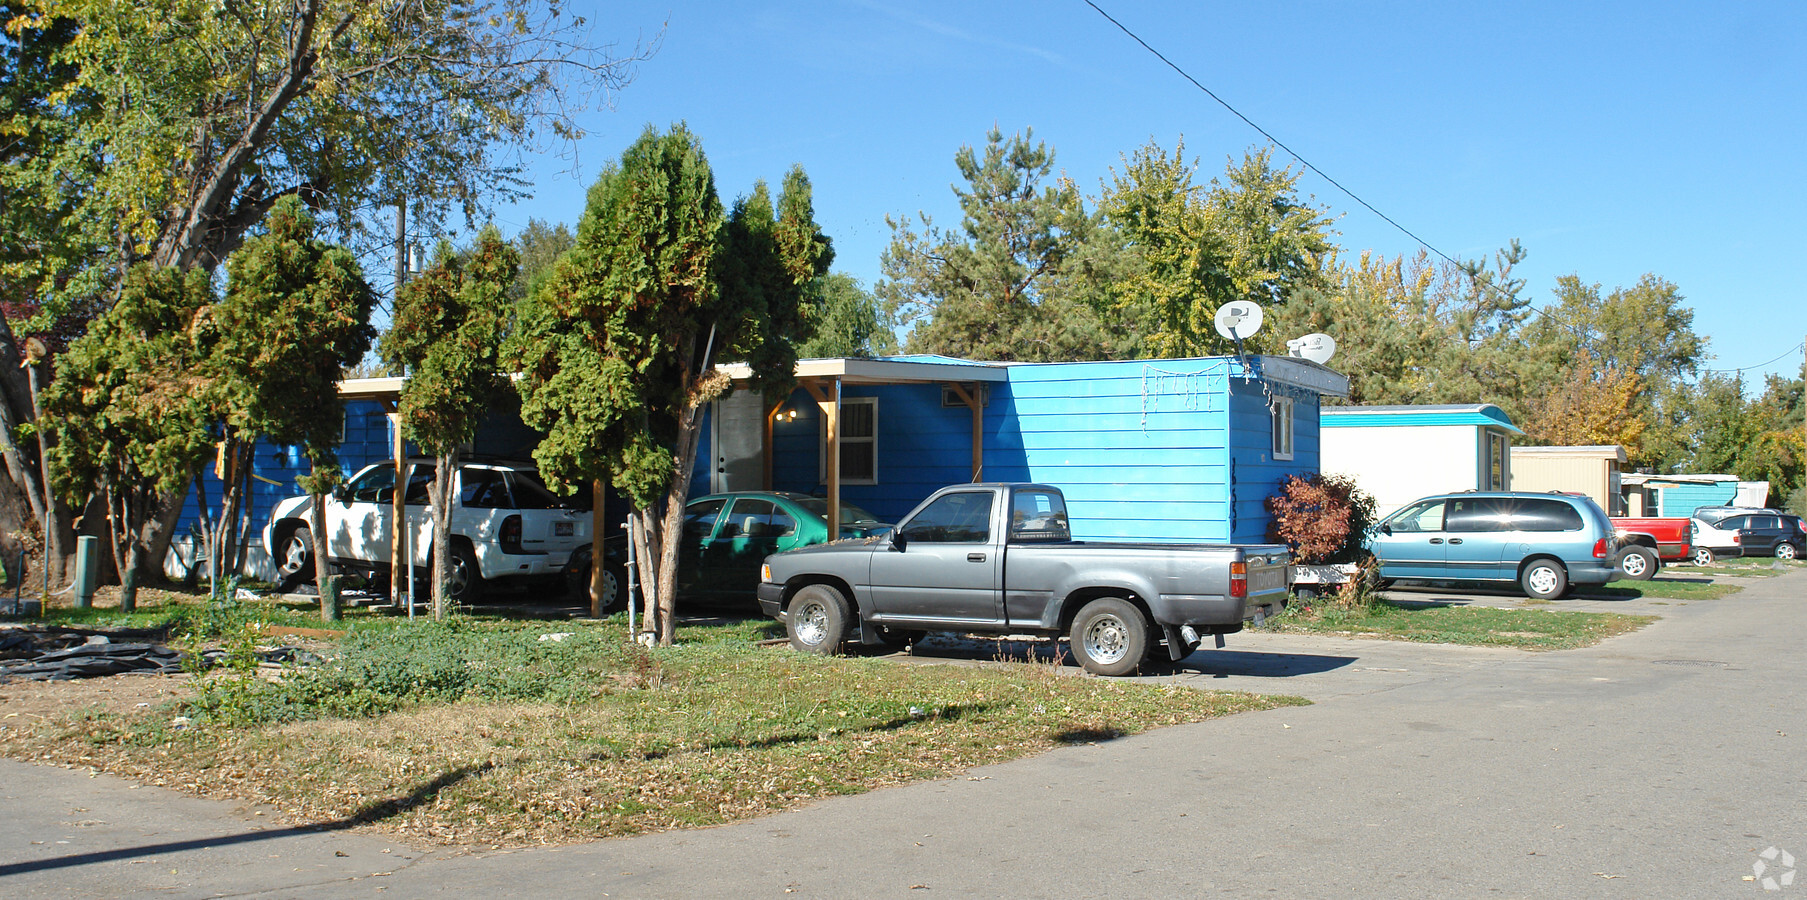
left=583, top=492, right=889, bottom=608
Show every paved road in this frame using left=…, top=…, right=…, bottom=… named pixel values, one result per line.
left=3, top=570, right=1802, bottom=898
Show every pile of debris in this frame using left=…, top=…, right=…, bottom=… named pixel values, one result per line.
left=0, top=626, right=314, bottom=681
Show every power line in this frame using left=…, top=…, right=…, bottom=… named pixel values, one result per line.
left=1081, top=0, right=1587, bottom=338
left=1700, top=342, right=1805, bottom=377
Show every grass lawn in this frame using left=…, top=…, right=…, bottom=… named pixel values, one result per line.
left=1267, top=599, right=1653, bottom=650
left=1662, top=558, right=1804, bottom=579
left=1586, top=580, right=1740, bottom=600
left=0, top=599, right=1303, bottom=848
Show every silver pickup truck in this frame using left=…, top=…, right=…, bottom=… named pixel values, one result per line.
left=755, top=483, right=1290, bottom=676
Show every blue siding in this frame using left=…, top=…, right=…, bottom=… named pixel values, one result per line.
left=741, top=356, right=1332, bottom=544
left=993, top=360, right=1236, bottom=543
left=1226, top=378, right=1320, bottom=544
left=1658, top=482, right=1738, bottom=517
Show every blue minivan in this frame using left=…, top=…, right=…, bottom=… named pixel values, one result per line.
left=1366, top=491, right=1619, bottom=600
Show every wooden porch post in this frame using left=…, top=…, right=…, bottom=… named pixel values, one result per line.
left=804, top=379, right=841, bottom=536
left=763, top=397, right=784, bottom=491
left=946, top=383, right=984, bottom=482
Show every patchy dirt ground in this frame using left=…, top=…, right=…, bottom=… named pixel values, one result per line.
left=0, top=671, right=195, bottom=730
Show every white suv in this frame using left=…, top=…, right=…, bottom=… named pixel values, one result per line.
left=264, top=458, right=592, bottom=603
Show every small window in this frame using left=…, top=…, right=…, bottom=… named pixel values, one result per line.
left=1487, top=433, right=1508, bottom=490
left=821, top=396, right=878, bottom=485
left=1271, top=397, right=1294, bottom=460
left=1510, top=499, right=1584, bottom=532
left=348, top=465, right=396, bottom=503
left=1387, top=499, right=1445, bottom=534
left=459, top=468, right=511, bottom=509
left=941, top=384, right=988, bottom=408
left=901, top=491, right=994, bottom=544
left=683, top=498, right=728, bottom=540
left=722, top=498, right=780, bottom=539
left=1010, top=490, right=1070, bottom=543
left=1447, top=498, right=1508, bottom=533
left=403, top=465, right=436, bottom=506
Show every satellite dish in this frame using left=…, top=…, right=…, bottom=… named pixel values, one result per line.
left=1287, top=332, right=1337, bottom=365
left=1213, top=302, right=1265, bottom=341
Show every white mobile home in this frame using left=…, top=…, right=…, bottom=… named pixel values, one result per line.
left=1319, top=404, right=1519, bottom=517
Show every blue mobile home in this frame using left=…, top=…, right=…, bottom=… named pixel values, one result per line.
left=190, top=353, right=1347, bottom=578
left=704, top=354, right=1348, bottom=544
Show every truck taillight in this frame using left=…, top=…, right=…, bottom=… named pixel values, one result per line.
left=1230, top=560, right=1248, bottom=599
left=501, top=515, right=523, bottom=554
left=1593, top=538, right=1608, bottom=559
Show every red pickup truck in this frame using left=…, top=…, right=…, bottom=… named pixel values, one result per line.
left=1609, top=517, right=1693, bottom=579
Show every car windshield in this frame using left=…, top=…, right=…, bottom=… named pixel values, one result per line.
left=795, top=497, right=881, bottom=525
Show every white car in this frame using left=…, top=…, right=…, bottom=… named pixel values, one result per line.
left=1687, top=516, right=1743, bottom=565
left=264, top=458, right=592, bottom=603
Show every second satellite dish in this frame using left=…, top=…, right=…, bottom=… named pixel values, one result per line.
left=1286, top=332, right=1337, bottom=365
left=1213, top=302, right=1264, bottom=341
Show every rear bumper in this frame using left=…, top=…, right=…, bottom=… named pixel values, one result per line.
left=1569, top=560, right=1619, bottom=586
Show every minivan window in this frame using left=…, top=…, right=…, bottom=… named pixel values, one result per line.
left=1387, top=499, right=1445, bottom=534
left=1447, top=498, right=1508, bottom=533
left=1510, top=499, right=1584, bottom=532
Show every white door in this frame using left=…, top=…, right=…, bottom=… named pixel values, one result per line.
left=711, top=391, right=766, bottom=493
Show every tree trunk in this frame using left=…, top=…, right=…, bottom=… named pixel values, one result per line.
left=629, top=512, right=658, bottom=641
left=211, top=438, right=248, bottom=597
left=430, top=449, right=458, bottom=620
left=653, top=395, right=711, bottom=646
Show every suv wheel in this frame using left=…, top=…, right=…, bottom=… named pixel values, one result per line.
left=1519, top=558, right=1568, bottom=601
left=1691, top=546, right=1715, bottom=567
left=1778, top=542, right=1800, bottom=561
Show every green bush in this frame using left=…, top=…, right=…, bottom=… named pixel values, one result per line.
left=184, top=621, right=631, bottom=728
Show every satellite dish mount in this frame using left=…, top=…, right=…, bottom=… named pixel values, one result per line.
left=1213, top=302, right=1265, bottom=372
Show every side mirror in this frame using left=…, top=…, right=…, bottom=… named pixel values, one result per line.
left=890, top=531, right=908, bottom=552
left=332, top=485, right=351, bottom=505
left=1380, top=524, right=1393, bottom=536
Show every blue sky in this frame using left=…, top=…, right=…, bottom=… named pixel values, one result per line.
left=488, top=0, right=1807, bottom=386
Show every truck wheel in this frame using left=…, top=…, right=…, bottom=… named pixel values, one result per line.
left=1519, top=558, right=1568, bottom=601
left=787, top=585, right=851, bottom=656
left=1069, top=598, right=1148, bottom=677
left=1616, top=546, right=1658, bottom=581
left=275, top=525, right=316, bottom=588
left=1690, top=547, right=1715, bottom=567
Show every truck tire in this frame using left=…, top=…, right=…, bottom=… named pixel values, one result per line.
left=1616, top=546, right=1658, bottom=581
left=1069, top=597, right=1149, bottom=677
left=1519, top=557, right=1568, bottom=601
left=275, top=525, right=316, bottom=589
left=787, top=585, right=851, bottom=656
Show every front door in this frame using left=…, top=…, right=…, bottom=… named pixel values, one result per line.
left=699, top=496, right=791, bottom=602
left=1443, top=497, right=1508, bottom=580
left=711, top=392, right=766, bottom=493
left=1370, top=498, right=1448, bottom=579
left=328, top=464, right=396, bottom=564
left=868, top=490, right=1004, bottom=625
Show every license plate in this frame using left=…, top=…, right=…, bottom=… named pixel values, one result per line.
left=554, top=522, right=574, bottom=537
left=1251, top=569, right=1284, bottom=593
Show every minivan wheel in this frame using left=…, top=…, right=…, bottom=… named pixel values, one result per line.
left=1519, top=558, right=1568, bottom=601
left=1691, top=547, right=1715, bottom=567
left=1616, top=546, right=1658, bottom=581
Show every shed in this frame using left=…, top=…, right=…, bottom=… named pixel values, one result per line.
left=1318, top=403, right=1520, bottom=518
left=1509, top=445, right=1628, bottom=515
